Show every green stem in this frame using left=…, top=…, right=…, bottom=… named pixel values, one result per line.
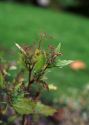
left=27, top=69, right=31, bottom=91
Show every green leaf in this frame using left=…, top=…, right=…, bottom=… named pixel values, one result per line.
left=13, top=98, right=56, bottom=116
left=13, top=98, right=36, bottom=115
left=33, top=50, right=46, bottom=73
left=55, top=59, right=73, bottom=68
left=55, top=43, right=61, bottom=53
left=14, top=83, right=22, bottom=92
left=8, top=115, right=17, bottom=124
left=0, top=73, right=5, bottom=89
left=35, top=102, right=56, bottom=116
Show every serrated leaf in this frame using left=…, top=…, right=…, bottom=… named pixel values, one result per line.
left=55, top=43, right=61, bottom=53
left=35, top=102, right=56, bottom=116
left=56, top=59, right=73, bottom=68
left=13, top=98, right=36, bottom=115
left=13, top=98, right=56, bottom=116
left=0, top=73, right=5, bottom=89
left=33, top=49, right=46, bottom=73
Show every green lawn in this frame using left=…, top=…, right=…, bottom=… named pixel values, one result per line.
left=0, top=2, right=89, bottom=103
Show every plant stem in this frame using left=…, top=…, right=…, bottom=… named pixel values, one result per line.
left=22, top=115, right=26, bottom=125
left=27, top=69, right=31, bottom=91
left=22, top=115, right=32, bottom=125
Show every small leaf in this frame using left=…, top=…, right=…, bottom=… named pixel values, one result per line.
left=15, top=43, right=26, bottom=55
left=55, top=59, right=73, bottom=68
left=48, top=84, right=58, bottom=91
left=13, top=98, right=36, bottom=115
left=0, top=102, right=7, bottom=115
left=35, top=102, right=56, bottom=116
left=55, top=43, right=61, bottom=53
left=33, top=49, right=46, bottom=73
left=14, top=83, right=22, bottom=92
left=0, top=73, right=5, bottom=89
left=8, top=115, right=17, bottom=124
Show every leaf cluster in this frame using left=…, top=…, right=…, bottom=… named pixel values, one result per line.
left=0, top=39, right=73, bottom=124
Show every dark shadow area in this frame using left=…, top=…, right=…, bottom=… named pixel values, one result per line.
left=1, top=0, right=89, bottom=17
left=65, top=6, right=89, bottom=18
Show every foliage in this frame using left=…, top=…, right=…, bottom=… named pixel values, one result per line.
left=0, top=73, right=5, bottom=89
left=0, top=35, right=72, bottom=124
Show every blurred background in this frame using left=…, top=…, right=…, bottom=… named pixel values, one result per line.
left=0, top=0, right=89, bottom=124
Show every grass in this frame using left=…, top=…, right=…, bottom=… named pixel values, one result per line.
left=0, top=2, right=89, bottom=103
